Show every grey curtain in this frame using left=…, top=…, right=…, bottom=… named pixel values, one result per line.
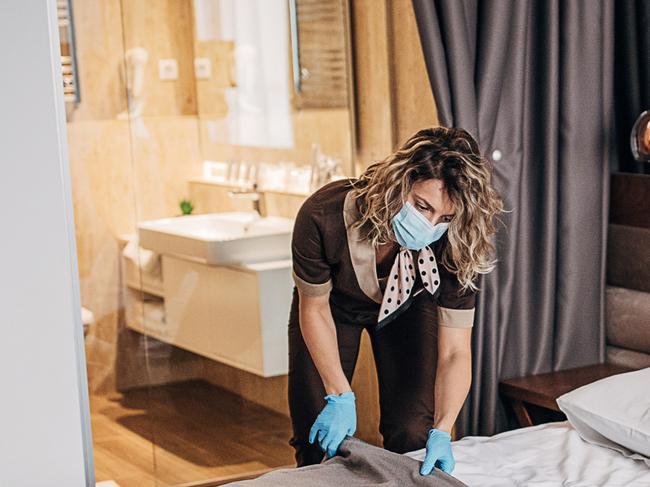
left=411, top=0, right=613, bottom=437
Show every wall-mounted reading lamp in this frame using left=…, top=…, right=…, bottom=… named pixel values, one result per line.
left=630, top=110, right=650, bottom=163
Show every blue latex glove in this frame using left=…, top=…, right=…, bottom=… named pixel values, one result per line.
left=309, top=391, right=356, bottom=458
left=420, top=428, right=455, bottom=475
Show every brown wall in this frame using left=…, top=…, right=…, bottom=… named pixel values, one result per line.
left=352, top=0, right=439, bottom=172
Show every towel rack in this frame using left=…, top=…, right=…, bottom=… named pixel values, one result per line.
left=57, top=0, right=81, bottom=104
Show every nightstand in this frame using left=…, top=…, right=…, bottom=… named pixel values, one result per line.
left=499, top=363, right=634, bottom=428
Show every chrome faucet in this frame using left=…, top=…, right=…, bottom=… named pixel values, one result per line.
left=227, top=182, right=263, bottom=216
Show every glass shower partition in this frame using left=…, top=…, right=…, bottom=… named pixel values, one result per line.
left=117, top=0, right=357, bottom=485
left=61, top=0, right=158, bottom=485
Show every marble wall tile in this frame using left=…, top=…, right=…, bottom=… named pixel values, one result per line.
left=121, top=0, right=198, bottom=117
left=129, top=116, right=203, bottom=220
left=198, top=109, right=353, bottom=172
left=188, top=181, right=306, bottom=219
left=68, top=120, right=134, bottom=393
left=68, top=0, right=127, bottom=121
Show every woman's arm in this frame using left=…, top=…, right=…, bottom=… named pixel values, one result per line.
left=298, top=289, right=352, bottom=395
left=432, top=326, right=472, bottom=434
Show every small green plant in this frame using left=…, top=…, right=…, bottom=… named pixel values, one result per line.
left=179, top=199, right=194, bottom=215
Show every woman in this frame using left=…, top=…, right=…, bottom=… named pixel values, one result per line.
left=287, top=127, right=503, bottom=475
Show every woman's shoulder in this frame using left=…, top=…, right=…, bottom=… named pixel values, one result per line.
left=292, top=179, right=355, bottom=256
left=300, top=177, right=357, bottom=216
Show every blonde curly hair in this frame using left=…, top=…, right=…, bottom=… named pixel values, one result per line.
left=349, top=126, right=504, bottom=293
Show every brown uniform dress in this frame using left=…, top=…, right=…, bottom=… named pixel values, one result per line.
left=288, top=178, right=476, bottom=467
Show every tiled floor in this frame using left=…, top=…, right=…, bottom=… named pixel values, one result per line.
left=90, top=380, right=295, bottom=487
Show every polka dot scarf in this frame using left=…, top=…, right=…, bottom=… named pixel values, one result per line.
left=377, top=245, right=440, bottom=330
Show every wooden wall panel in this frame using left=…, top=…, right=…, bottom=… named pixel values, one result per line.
left=610, top=173, right=650, bottom=229
left=388, top=0, right=439, bottom=145
left=351, top=0, right=439, bottom=173
left=351, top=0, right=395, bottom=174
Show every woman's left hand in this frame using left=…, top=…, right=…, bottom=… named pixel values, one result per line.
left=419, top=428, right=455, bottom=475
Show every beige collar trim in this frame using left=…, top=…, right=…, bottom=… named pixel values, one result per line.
left=343, top=190, right=383, bottom=303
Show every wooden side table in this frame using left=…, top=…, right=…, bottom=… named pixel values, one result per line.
left=499, top=363, right=634, bottom=428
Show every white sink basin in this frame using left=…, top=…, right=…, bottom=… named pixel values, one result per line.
left=138, top=212, right=294, bottom=265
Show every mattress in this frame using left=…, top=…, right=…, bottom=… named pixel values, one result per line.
left=404, top=421, right=650, bottom=487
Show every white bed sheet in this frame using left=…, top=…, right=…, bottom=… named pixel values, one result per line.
left=404, top=421, right=650, bottom=487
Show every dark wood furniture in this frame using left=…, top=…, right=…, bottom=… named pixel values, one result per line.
left=610, top=173, right=650, bottom=230
left=499, top=363, right=634, bottom=428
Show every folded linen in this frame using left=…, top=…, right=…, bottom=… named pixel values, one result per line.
left=225, top=435, right=468, bottom=486
left=122, top=236, right=160, bottom=275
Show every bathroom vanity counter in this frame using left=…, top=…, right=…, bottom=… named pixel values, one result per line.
left=123, top=249, right=293, bottom=378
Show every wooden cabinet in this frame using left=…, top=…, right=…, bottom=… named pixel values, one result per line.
left=124, top=253, right=293, bottom=377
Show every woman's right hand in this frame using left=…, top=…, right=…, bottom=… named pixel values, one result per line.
left=308, top=390, right=357, bottom=458
left=297, top=289, right=356, bottom=457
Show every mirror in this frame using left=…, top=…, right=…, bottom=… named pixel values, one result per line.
left=191, top=0, right=356, bottom=183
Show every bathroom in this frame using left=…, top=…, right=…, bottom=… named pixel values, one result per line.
left=62, top=0, right=370, bottom=485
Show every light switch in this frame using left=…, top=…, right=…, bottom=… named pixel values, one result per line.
left=194, top=58, right=212, bottom=79
left=158, top=59, right=178, bottom=80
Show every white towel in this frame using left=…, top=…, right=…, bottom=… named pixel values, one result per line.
left=122, top=237, right=160, bottom=274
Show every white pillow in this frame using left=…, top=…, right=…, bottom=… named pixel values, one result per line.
left=556, top=367, right=650, bottom=465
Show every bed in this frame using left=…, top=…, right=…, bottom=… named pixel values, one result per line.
left=222, top=366, right=650, bottom=487
left=406, top=420, right=650, bottom=487
left=221, top=419, right=650, bottom=486
left=408, top=364, right=650, bottom=486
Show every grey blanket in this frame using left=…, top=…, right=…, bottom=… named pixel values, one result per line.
left=225, top=436, right=468, bottom=486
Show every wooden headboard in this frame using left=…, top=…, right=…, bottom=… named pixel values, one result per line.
left=605, top=173, right=650, bottom=369
left=610, top=173, right=650, bottom=229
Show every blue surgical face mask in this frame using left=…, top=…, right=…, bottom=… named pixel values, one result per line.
left=391, top=201, right=449, bottom=250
